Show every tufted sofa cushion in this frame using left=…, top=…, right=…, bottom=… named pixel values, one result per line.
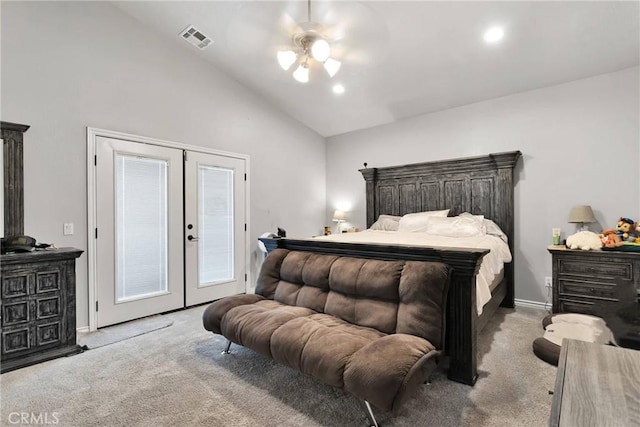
left=271, top=313, right=386, bottom=387
left=203, top=248, right=450, bottom=413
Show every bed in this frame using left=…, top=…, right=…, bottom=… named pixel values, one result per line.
left=260, top=150, right=521, bottom=385
left=312, top=227, right=512, bottom=316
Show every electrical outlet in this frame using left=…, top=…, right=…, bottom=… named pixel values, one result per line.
left=63, top=223, right=74, bottom=236
left=545, top=276, right=552, bottom=288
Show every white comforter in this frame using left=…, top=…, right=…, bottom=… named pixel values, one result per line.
left=311, top=230, right=512, bottom=315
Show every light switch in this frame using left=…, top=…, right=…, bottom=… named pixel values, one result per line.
left=63, top=223, right=74, bottom=235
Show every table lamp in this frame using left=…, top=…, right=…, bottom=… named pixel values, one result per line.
left=332, top=210, right=346, bottom=233
left=568, top=205, right=596, bottom=232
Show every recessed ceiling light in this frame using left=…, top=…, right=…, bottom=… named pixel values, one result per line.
left=483, top=26, right=504, bottom=43
left=332, top=84, right=345, bottom=95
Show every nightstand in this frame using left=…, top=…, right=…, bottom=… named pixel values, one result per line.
left=548, top=246, right=640, bottom=347
left=547, top=246, right=639, bottom=315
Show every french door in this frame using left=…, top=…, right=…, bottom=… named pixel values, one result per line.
left=94, top=135, right=246, bottom=328
left=185, top=152, right=246, bottom=306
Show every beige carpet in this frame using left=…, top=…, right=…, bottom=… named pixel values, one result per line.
left=0, top=305, right=556, bottom=427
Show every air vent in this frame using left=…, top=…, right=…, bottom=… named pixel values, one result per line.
left=179, top=25, right=213, bottom=50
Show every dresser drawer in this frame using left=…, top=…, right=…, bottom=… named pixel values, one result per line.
left=1, top=321, right=63, bottom=357
left=557, top=298, right=596, bottom=315
left=558, top=259, right=633, bottom=280
left=2, top=326, right=32, bottom=355
left=2, top=299, right=30, bottom=327
left=2, top=265, right=64, bottom=298
left=558, top=279, right=618, bottom=301
left=1, top=272, right=30, bottom=298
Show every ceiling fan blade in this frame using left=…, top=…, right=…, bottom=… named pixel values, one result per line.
left=279, top=11, right=304, bottom=37
left=315, top=1, right=391, bottom=66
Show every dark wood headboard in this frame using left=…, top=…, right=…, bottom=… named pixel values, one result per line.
left=359, top=151, right=521, bottom=250
left=360, top=151, right=522, bottom=308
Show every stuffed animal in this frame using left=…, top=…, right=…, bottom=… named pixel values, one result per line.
left=600, top=229, right=623, bottom=248
left=616, top=217, right=635, bottom=241
left=566, top=231, right=603, bottom=250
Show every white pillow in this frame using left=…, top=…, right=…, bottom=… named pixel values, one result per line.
left=458, top=212, right=484, bottom=222
left=424, top=216, right=485, bottom=237
left=458, top=212, right=487, bottom=233
left=369, top=214, right=401, bottom=231
left=397, top=210, right=450, bottom=232
left=458, top=213, right=508, bottom=242
left=484, top=219, right=508, bottom=243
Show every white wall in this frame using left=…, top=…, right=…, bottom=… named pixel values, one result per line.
left=1, top=2, right=326, bottom=328
left=326, top=67, right=640, bottom=304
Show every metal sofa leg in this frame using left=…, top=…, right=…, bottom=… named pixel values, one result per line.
left=221, top=340, right=232, bottom=355
left=364, top=400, right=379, bottom=427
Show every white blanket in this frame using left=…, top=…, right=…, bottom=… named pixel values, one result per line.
left=311, top=230, right=512, bottom=315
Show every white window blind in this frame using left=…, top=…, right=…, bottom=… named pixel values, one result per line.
left=116, top=155, right=168, bottom=301
left=198, top=165, right=234, bottom=284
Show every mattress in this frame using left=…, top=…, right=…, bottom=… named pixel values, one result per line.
left=311, top=230, right=512, bottom=315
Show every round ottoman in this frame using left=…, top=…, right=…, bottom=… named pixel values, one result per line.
left=532, top=313, right=614, bottom=366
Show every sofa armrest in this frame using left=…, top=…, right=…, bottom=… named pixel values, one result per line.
left=202, top=294, right=265, bottom=334
left=344, top=334, right=441, bottom=412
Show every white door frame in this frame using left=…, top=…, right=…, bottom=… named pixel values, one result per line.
left=87, top=127, right=250, bottom=332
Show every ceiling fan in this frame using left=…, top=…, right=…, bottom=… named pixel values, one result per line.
left=222, top=1, right=389, bottom=86
left=276, top=0, right=342, bottom=83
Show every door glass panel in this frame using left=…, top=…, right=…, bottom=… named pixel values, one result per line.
left=199, top=165, right=234, bottom=284
left=116, top=155, right=168, bottom=301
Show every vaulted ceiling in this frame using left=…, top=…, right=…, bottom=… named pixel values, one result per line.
left=114, top=1, right=640, bottom=137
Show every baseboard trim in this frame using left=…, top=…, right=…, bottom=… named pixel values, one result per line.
left=515, top=298, right=549, bottom=310
left=77, top=326, right=90, bottom=333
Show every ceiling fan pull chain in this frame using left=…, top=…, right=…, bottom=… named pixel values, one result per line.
left=307, top=0, right=311, bottom=23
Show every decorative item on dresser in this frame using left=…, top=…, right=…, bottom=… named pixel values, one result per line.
left=1, top=248, right=84, bottom=373
left=548, top=246, right=640, bottom=348
left=332, top=210, right=346, bottom=233
left=261, top=150, right=522, bottom=386
left=567, top=205, right=596, bottom=232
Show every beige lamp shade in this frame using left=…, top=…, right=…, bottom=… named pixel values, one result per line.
left=568, top=205, right=596, bottom=224
left=332, top=210, right=346, bottom=222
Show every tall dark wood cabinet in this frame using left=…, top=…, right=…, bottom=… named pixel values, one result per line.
left=1, top=248, right=83, bottom=373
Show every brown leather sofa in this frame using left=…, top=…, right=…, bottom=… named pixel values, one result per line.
left=202, top=249, right=450, bottom=422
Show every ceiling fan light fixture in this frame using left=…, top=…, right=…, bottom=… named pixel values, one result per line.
left=292, top=62, right=310, bottom=83
left=484, top=26, right=504, bottom=43
left=310, top=38, right=331, bottom=62
left=278, top=0, right=343, bottom=83
left=323, top=58, right=341, bottom=78
left=277, top=50, right=297, bottom=71
left=332, top=84, right=345, bottom=95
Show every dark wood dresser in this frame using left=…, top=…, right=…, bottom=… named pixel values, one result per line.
left=548, top=246, right=639, bottom=315
left=1, top=248, right=83, bottom=373
left=548, top=246, right=640, bottom=348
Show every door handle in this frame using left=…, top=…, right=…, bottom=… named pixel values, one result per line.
left=187, top=235, right=199, bottom=241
